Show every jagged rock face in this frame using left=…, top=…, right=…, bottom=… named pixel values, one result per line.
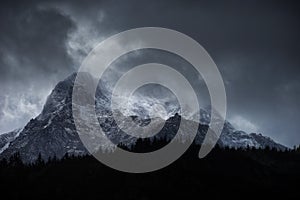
left=249, top=133, right=286, bottom=150
left=0, top=73, right=286, bottom=162
left=0, top=74, right=87, bottom=162
left=0, top=129, right=21, bottom=154
left=0, top=72, right=137, bottom=162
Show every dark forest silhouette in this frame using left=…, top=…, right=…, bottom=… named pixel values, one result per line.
left=1, top=139, right=300, bottom=199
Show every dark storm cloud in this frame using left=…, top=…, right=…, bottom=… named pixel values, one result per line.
left=0, top=0, right=76, bottom=84
left=0, top=0, right=76, bottom=133
left=0, top=0, right=300, bottom=147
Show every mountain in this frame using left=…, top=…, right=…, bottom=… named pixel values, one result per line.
left=0, top=73, right=286, bottom=162
left=0, top=128, right=22, bottom=154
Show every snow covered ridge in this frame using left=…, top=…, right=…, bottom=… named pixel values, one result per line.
left=0, top=128, right=22, bottom=154
left=0, top=72, right=287, bottom=163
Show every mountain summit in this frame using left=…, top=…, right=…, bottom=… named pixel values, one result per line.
left=0, top=73, right=286, bottom=162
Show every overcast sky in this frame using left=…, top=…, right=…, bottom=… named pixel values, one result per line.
left=0, top=0, right=299, bottom=147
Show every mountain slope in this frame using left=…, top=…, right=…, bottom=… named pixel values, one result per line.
left=0, top=73, right=286, bottom=162
left=0, top=129, right=22, bottom=154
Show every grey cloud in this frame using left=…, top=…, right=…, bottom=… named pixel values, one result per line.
left=0, top=0, right=76, bottom=133
left=64, top=0, right=300, bottom=147
left=0, top=1, right=76, bottom=84
left=1, top=0, right=300, bottom=147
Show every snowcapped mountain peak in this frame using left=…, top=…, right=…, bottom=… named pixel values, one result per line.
left=0, top=72, right=287, bottom=162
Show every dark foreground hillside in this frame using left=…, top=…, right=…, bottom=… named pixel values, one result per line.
left=1, top=142, right=300, bottom=199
